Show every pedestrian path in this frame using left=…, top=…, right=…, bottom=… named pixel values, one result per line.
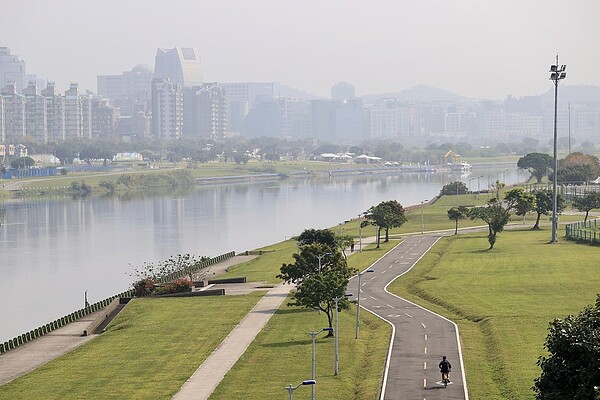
left=172, top=284, right=293, bottom=400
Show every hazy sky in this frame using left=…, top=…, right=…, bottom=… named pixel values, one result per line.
left=2, top=0, right=599, bottom=99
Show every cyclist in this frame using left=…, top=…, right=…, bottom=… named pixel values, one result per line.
left=439, top=356, right=451, bottom=385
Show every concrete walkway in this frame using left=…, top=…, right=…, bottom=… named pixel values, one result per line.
left=0, top=308, right=106, bottom=385
left=172, top=283, right=293, bottom=400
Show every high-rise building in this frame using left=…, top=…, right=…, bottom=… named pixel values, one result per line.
left=41, top=82, right=65, bottom=142
left=22, top=82, right=48, bottom=143
left=0, top=47, right=26, bottom=92
left=97, top=64, right=153, bottom=115
left=331, top=82, right=356, bottom=100
left=64, top=83, right=91, bottom=139
left=1, top=83, right=26, bottom=141
left=0, top=95, right=5, bottom=143
left=154, top=48, right=203, bottom=88
left=151, top=78, right=183, bottom=140
left=220, top=82, right=274, bottom=132
left=196, top=83, right=228, bottom=140
left=92, top=98, right=120, bottom=137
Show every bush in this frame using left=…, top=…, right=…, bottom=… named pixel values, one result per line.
left=133, top=278, right=155, bottom=297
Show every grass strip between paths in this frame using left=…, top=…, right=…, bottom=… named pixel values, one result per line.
left=0, top=294, right=264, bottom=400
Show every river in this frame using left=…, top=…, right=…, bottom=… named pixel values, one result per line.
left=0, top=165, right=521, bottom=343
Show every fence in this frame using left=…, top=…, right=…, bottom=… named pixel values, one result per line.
left=565, top=219, right=600, bottom=245
left=0, top=251, right=236, bottom=355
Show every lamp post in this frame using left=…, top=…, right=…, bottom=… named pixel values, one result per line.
left=477, top=175, right=483, bottom=198
left=355, top=269, right=374, bottom=339
left=420, top=199, right=428, bottom=234
left=468, top=177, right=476, bottom=193
left=285, top=380, right=316, bottom=400
left=549, top=55, right=566, bottom=244
left=333, top=293, right=352, bottom=376
left=358, top=217, right=363, bottom=253
left=316, top=253, right=331, bottom=273
left=309, top=328, right=333, bottom=400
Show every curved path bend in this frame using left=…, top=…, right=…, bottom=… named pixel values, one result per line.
left=352, top=234, right=469, bottom=400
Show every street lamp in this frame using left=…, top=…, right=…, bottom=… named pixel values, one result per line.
left=477, top=175, right=484, bottom=198
left=420, top=199, right=428, bottom=234
left=316, top=253, right=331, bottom=273
left=333, top=293, right=352, bottom=376
left=468, top=177, right=476, bottom=193
left=284, top=380, right=316, bottom=400
left=355, top=269, right=374, bottom=339
left=550, top=55, right=566, bottom=244
left=309, top=328, right=333, bottom=400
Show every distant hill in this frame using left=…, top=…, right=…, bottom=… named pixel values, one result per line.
left=362, top=84, right=464, bottom=103
left=273, top=82, right=321, bottom=100
left=539, top=85, right=600, bottom=105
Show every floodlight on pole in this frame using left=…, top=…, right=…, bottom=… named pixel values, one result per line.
left=309, top=328, right=332, bottom=400
left=285, top=380, right=316, bottom=400
left=333, top=293, right=352, bottom=375
left=549, top=54, right=566, bottom=244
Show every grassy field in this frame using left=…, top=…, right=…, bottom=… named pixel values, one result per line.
left=387, top=228, right=600, bottom=400
left=0, top=294, right=264, bottom=400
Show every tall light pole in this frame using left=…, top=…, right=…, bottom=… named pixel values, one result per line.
left=468, top=177, right=476, bottom=193
left=333, top=293, right=352, bottom=376
left=309, top=328, right=332, bottom=400
left=477, top=175, right=483, bottom=198
left=420, top=199, right=428, bottom=234
left=285, top=380, right=316, bottom=400
left=355, top=269, right=374, bottom=339
left=550, top=55, right=567, bottom=243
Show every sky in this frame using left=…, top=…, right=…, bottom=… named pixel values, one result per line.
left=1, top=0, right=599, bottom=100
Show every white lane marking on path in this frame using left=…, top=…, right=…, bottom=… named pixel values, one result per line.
left=388, top=314, right=401, bottom=318
left=394, top=260, right=399, bottom=263
left=387, top=304, right=395, bottom=309
left=423, top=379, right=427, bottom=388
left=371, top=305, right=382, bottom=308
left=388, top=265, right=393, bottom=269
left=410, top=253, right=420, bottom=256
left=362, top=282, right=367, bottom=286
left=425, top=334, right=428, bottom=341
left=370, top=276, right=376, bottom=280
left=381, top=270, right=386, bottom=274
left=424, top=361, right=427, bottom=370
left=404, top=312, right=413, bottom=318
left=369, top=296, right=378, bottom=301
left=422, top=323, right=427, bottom=329
left=424, top=347, right=427, bottom=354
left=400, top=262, right=411, bottom=265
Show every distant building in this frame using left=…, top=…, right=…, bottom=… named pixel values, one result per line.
left=41, top=82, right=66, bottom=141
left=22, top=82, right=48, bottom=143
left=196, top=83, right=227, bottom=139
left=92, top=98, right=120, bottom=136
left=151, top=78, right=183, bottom=140
left=97, top=64, right=153, bottom=116
left=278, top=97, right=310, bottom=138
left=220, top=82, right=274, bottom=132
left=241, top=96, right=283, bottom=137
left=0, top=95, right=5, bottom=142
left=64, top=83, right=92, bottom=139
left=154, top=48, right=203, bottom=88
left=331, top=82, right=355, bottom=100
left=0, top=47, right=26, bottom=92
left=310, top=98, right=363, bottom=142
left=0, top=83, right=26, bottom=141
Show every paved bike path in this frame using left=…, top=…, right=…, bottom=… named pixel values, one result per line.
left=353, top=234, right=469, bottom=400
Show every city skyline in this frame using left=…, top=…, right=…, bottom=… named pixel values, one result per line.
left=1, top=0, right=599, bottom=100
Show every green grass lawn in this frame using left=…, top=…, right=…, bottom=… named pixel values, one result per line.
left=387, top=228, right=600, bottom=400
left=209, top=295, right=391, bottom=400
left=0, top=294, right=264, bottom=400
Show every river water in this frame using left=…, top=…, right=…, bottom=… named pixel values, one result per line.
left=0, top=165, right=521, bottom=343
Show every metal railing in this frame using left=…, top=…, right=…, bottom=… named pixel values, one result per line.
left=565, top=219, right=600, bottom=245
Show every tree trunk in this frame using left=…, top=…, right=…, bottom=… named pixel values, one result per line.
left=488, top=232, right=496, bottom=249
left=376, top=226, right=381, bottom=248
left=454, top=220, right=458, bottom=235
left=325, top=308, right=334, bottom=337
left=385, top=227, right=389, bottom=242
left=533, top=212, right=541, bottom=230
left=585, top=211, right=590, bottom=223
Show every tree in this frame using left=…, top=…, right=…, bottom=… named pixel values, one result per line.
left=277, top=235, right=356, bottom=334
left=335, top=234, right=355, bottom=260
left=533, top=295, right=600, bottom=400
left=468, top=188, right=534, bottom=249
left=447, top=206, right=469, bottom=235
left=572, top=192, right=600, bottom=223
left=297, top=228, right=337, bottom=248
left=439, top=181, right=469, bottom=196
left=364, top=200, right=407, bottom=247
left=10, top=157, right=35, bottom=169
left=517, top=153, right=553, bottom=183
left=556, top=152, right=600, bottom=184
left=532, top=189, right=565, bottom=230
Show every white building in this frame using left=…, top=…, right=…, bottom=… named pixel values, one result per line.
left=151, top=78, right=183, bottom=140
left=0, top=83, right=26, bottom=141
left=0, top=95, right=5, bottom=143
left=22, top=82, right=48, bottom=143
left=196, top=83, right=227, bottom=140
left=154, top=48, right=203, bottom=88
left=0, top=47, right=26, bottom=92
left=64, top=83, right=91, bottom=139
left=41, top=82, right=66, bottom=141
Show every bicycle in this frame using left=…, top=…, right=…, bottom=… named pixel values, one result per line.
left=441, top=371, right=450, bottom=388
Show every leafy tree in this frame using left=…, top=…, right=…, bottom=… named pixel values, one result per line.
left=468, top=187, right=534, bottom=249
left=335, top=234, right=355, bottom=260
left=439, top=181, right=469, bottom=196
left=532, top=189, right=565, bottom=230
left=517, top=153, right=553, bottom=183
left=572, top=192, right=600, bottom=223
left=533, top=295, right=600, bottom=400
left=10, top=157, right=35, bottom=169
left=297, top=229, right=337, bottom=248
left=277, top=236, right=356, bottom=334
left=447, top=206, right=469, bottom=235
left=364, top=200, right=407, bottom=247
